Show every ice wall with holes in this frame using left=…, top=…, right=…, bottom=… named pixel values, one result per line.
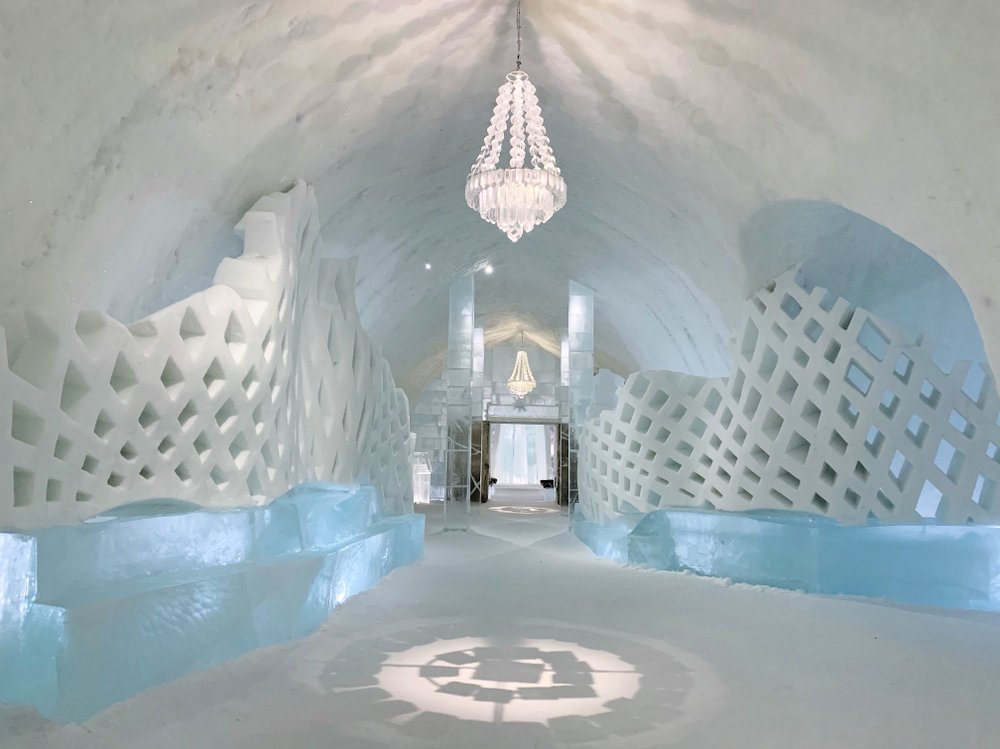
left=578, top=271, right=1000, bottom=526
left=0, top=482, right=424, bottom=722
left=0, top=181, right=413, bottom=529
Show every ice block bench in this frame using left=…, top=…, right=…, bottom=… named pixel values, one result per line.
left=0, top=483, right=424, bottom=722
left=574, top=507, right=1000, bottom=611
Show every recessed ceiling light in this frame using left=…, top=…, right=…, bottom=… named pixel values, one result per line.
left=484, top=264, right=494, bottom=275
left=424, top=262, right=432, bottom=270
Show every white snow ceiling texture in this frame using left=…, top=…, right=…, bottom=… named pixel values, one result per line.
left=2, top=0, right=999, bottom=398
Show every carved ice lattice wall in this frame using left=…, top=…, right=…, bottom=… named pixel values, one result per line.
left=0, top=182, right=412, bottom=529
left=579, top=273, right=1000, bottom=525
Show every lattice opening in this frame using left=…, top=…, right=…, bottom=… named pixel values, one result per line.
left=109, top=353, right=138, bottom=394
left=138, top=403, right=160, bottom=431
left=919, top=380, right=941, bottom=408
left=60, top=361, right=90, bottom=417
left=915, top=480, right=944, bottom=519
left=793, top=347, right=809, bottom=368
left=179, top=308, right=205, bottom=341
left=837, top=396, right=860, bottom=428
left=777, top=468, right=800, bottom=488
left=865, top=426, right=885, bottom=457
left=949, top=409, right=975, bottom=438
left=704, top=389, right=722, bottom=414
left=820, top=462, right=838, bottom=486
left=857, top=319, right=890, bottom=361
left=94, top=410, right=114, bottom=439
left=934, top=439, right=963, bottom=481
left=824, top=340, right=842, bottom=364
left=770, top=488, right=792, bottom=507
left=119, top=441, right=137, bottom=461
left=830, top=430, right=848, bottom=454
left=740, top=320, right=759, bottom=359
left=811, top=493, right=830, bottom=513
left=203, top=359, right=226, bottom=396
left=743, top=388, right=762, bottom=418
left=54, top=435, right=72, bottom=461
left=780, top=294, right=803, bottom=321
left=787, top=432, right=811, bottom=463
left=13, top=467, right=34, bottom=507
left=178, top=400, right=198, bottom=428
left=766, top=375, right=795, bottom=410
left=973, top=475, right=996, bottom=510
left=627, top=375, right=650, bottom=399
left=11, top=403, right=44, bottom=446
left=157, top=435, right=176, bottom=456
left=160, top=357, right=185, bottom=391
left=846, top=360, right=873, bottom=396
left=905, top=415, right=929, bottom=447
left=804, top=319, right=823, bottom=343
left=761, top=408, right=784, bottom=441
left=45, top=478, right=62, bottom=503
left=878, top=390, right=900, bottom=418
left=889, top=450, right=912, bottom=490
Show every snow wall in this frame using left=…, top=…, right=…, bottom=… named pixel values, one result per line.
left=0, top=181, right=413, bottom=529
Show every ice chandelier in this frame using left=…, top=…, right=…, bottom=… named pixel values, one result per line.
left=465, top=0, right=566, bottom=242
left=507, top=332, right=537, bottom=398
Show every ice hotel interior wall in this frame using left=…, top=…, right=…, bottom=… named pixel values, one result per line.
left=579, top=271, right=1000, bottom=525
left=0, top=181, right=413, bottom=529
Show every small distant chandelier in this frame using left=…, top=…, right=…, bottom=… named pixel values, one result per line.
left=465, top=0, right=566, bottom=242
left=507, top=333, right=537, bottom=398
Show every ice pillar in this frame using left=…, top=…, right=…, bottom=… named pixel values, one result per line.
left=444, top=275, right=475, bottom=529
left=567, top=282, right=595, bottom=512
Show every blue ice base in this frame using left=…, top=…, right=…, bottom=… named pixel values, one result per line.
left=575, top=507, right=1000, bottom=611
left=0, top=483, right=424, bottom=722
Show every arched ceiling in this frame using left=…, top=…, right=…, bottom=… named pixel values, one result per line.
left=2, top=0, right=999, bottom=398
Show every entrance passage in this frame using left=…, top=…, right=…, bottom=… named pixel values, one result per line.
left=490, top=423, right=556, bottom=486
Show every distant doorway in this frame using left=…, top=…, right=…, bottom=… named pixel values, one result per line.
left=488, top=423, right=557, bottom=504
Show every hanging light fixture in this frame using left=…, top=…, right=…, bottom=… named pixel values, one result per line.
left=465, top=0, right=566, bottom=242
left=507, top=332, right=537, bottom=398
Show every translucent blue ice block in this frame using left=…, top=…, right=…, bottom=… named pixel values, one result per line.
left=575, top=506, right=1000, bottom=611
left=0, top=483, right=423, bottom=722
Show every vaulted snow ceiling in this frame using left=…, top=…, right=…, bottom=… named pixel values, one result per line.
left=2, top=0, right=999, bottom=397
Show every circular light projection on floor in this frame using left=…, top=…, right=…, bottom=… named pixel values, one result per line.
left=487, top=505, right=560, bottom=515
left=377, top=637, right=638, bottom=724
left=317, top=619, right=722, bottom=746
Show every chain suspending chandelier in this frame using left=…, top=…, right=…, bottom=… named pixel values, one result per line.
left=507, top=332, right=537, bottom=398
left=465, top=0, right=566, bottom=242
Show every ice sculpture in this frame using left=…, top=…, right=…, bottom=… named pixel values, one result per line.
left=574, top=506, right=1000, bottom=611
left=0, top=181, right=412, bottom=528
left=0, top=483, right=424, bottom=722
left=578, top=272, right=1000, bottom=525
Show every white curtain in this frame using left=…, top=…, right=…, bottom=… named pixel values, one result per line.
left=490, top=424, right=556, bottom=485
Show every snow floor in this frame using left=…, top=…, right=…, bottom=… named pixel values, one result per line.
left=3, top=486, right=1000, bottom=748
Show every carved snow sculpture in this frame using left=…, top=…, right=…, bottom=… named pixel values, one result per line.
left=0, top=182, right=412, bottom=528
left=578, top=272, right=1000, bottom=526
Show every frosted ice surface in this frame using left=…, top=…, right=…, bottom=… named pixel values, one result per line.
left=575, top=507, right=1000, bottom=611
left=0, top=483, right=423, bottom=722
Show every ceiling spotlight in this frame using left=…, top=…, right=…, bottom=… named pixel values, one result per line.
left=424, top=262, right=432, bottom=270
left=484, top=264, right=494, bottom=275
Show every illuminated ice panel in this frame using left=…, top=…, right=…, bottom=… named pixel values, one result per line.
left=574, top=507, right=1000, bottom=611
left=0, top=483, right=424, bottom=722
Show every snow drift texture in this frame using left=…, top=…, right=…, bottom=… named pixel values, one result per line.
left=578, top=272, right=1000, bottom=525
left=0, top=182, right=412, bottom=529
left=0, top=482, right=425, bottom=722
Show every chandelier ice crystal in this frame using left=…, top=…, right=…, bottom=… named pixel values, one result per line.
left=465, top=4, right=566, bottom=242
left=507, top=349, right=537, bottom=398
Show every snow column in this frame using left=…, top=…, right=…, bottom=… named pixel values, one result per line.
left=568, top=282, right=595, bottom=513
left=444, top=275, right=475, bottom=530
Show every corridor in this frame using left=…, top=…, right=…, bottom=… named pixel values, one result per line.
left=5, top=496, right=1000, bottom=749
